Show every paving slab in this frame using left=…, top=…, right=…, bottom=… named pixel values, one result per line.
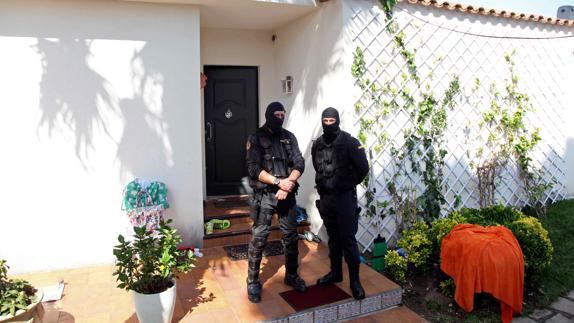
left=549, top=298, right=574, bottom=315
left=567, top=290, right=574, bottom=300
left=530, top=309, right=554, bottom=320
left=545, top=313, right=573, bottom=323
left=512, top=317, right=537, bottom=323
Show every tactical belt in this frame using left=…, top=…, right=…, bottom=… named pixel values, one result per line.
left=254, top=186, right=279, bottom=195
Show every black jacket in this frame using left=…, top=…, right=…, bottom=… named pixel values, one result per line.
left=246, top=126, right=305, bottom=188
left=312, top=131, right=369, bottom=193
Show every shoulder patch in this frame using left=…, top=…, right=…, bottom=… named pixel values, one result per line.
left=246, top=140, right=251, bottom=151
left=280, top=139, right=290, bottom=144
left=358, top=145, right=364, bottom=149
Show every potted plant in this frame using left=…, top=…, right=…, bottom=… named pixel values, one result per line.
left=0, top=260, right=43, bottom=323
left=113, top=219, right=195, bottom=323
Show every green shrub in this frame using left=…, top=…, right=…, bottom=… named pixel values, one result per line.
left=113, top=220, right=195, bottom=294
left=439, top=278, right=455, bottom=298
left=508, top=216, right=553, bottom=276
left=458, top=205, right=522, bottom=226
left=0, top=260, right=37, bottom=317
left=385, top=250, right=407, bottom=283
left=397, top=220, right=433, bottom=269
left=429, top=212, right=467, bottom=259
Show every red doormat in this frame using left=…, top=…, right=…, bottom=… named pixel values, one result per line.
left=279, top=284, right=351, bottom=312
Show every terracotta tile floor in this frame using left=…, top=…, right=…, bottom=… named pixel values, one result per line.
left=15, top=241, right=426, bottom=322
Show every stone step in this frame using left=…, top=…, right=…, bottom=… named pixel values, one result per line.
left=202, top=220, right=309, bottom=248
left=263, top=284, right=403, bottom=323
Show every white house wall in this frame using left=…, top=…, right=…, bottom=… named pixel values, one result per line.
left=273, top=0, right=356, bottom=240
left=0, top=0, right=202, bottom=273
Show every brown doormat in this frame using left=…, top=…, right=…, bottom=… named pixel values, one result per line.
left=224, top=240, right=284, bottom=261
left=279, top=284, right=352, bottom=312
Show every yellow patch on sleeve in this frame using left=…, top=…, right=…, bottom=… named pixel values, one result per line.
left=246, top=140, right=251, bottom=151
left=358, top=145, right=364, bottom=149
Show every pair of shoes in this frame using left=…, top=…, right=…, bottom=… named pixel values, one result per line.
left=204, top=219, right=231, bottom=234
left=303, top=231, right=321, bottom=243
left=247, top=281, right=262, bottom=303
left=284, top=274, right=307, bottom=293
left=316, top=271, right=343, bottom=286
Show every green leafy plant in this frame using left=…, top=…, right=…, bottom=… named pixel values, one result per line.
left=384, top=250, right=407, bottom=283
left=439, top=278, right=455, bottom=298
left=0, top=260, right=38, bottom=317
left=352, top=10, right=462, bottom=224
left=390, top=185, right=419, bottom=232
left=468, top=51, right=552, bottom=215
left=380, top=0, right=397, bottom=18
left=397, top=220, right=433, bottom=270
left=113, top=219, right=195, bottom=294
left=508, top=216, right=553, bottom=277
left=429, top=212, right=467, bottom=258
left=455, top=205, right=522, bottom=227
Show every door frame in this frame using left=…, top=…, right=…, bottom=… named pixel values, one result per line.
left=202, top=65, right=260, bottom=198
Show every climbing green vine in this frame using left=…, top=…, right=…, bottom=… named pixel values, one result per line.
left=352, top=0, right=462, bottom=225
left=468, top=50, right=553, bottom=216
left=353, top=0, right=553, bottom=230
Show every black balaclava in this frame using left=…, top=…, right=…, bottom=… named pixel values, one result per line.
left=265, top=101, right=286, bottom=134
left=321, top=107, right=340, bottom=143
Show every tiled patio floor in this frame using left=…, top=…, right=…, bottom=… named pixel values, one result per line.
left=14, top=241, right=425, bottom=322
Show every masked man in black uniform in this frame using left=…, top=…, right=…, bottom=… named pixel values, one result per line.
left=245, top=101, right=307, bottom=303
left=312, top=107, right=370, bottom=300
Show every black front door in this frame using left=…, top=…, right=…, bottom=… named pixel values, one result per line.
left=204, top=66, right=258, bottom=196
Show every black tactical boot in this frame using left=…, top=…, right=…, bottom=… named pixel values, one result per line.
left=284, top=274, right=307, bottom=293
left=247, top=281, right=262, bottom=303
left=247, top=257, right=262, bottom=303
left=349, top=264, right=365, bottom=300
left=316, top=270, right=343, bottom=286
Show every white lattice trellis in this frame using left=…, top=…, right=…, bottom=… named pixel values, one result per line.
left=350, top=2, right=570, bottom=252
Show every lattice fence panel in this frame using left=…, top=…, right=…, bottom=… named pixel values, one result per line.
left=350, top=3, right=570, bottom=252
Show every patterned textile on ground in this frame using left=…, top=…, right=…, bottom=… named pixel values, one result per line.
left=441, top=224, right=524, bottom=323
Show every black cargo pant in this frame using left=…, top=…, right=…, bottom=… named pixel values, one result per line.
left=317, top=190, right=360, bottom=272
left=247, top=191, right=299, bottom=284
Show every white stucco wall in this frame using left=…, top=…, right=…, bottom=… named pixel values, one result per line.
left=0, top=0, right=202, bottom=273
left=273, top=0, right=355, bottom=241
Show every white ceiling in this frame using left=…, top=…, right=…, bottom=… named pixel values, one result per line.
left=122, top=0, right=321, bottom=30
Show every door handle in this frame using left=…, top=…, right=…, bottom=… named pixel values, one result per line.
left=206, top=121, right=213, bottom=142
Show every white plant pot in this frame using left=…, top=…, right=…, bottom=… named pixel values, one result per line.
left=132, top=280, right=177, bottom=323
left=0, top=290, right=44, bottom=323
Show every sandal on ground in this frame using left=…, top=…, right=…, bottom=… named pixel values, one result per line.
left=204, top=219, right=231, bottom=234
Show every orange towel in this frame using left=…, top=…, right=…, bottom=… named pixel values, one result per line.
left=440, top=224, right=524, bottom=323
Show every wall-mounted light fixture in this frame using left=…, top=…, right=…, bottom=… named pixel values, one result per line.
left=282, top=76, right=293, bottom=94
